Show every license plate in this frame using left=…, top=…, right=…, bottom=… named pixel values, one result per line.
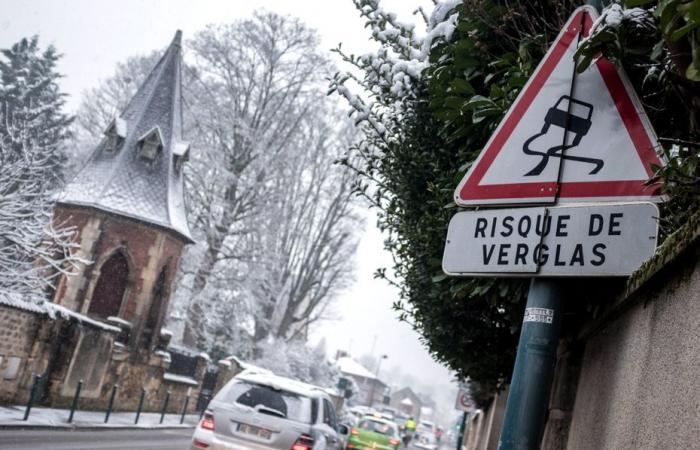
left=237, top=422, right=271, bottom=439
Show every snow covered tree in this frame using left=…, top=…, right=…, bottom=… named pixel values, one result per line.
left=0, top=117, right=81, bottom=301
left=72, top=11, right=361, bottom=355
left=0, top=36, right=73, bottom=186
left=246, top=108, right=359, bottom=345
left=0, top=36, right=80, bottom=303
left=179, top=12, right=346, bottom=347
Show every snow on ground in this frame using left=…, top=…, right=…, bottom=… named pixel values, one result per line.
left=0, top=405, right=200, bottom=429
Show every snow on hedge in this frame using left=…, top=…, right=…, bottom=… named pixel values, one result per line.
left=330, top=0, right=462, bottom=139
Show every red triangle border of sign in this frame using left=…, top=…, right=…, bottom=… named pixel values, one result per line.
left=456, top=7, right=663, bottom=205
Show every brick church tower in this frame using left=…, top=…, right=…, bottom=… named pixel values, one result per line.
left=52, top=31, right=193, bottom=352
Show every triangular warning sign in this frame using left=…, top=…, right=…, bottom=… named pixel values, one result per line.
left=455, top=6, right=664, bottom=207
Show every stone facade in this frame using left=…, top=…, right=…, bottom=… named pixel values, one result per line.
left=52, top=205, right=184, bottom=351
left=0, top=302, right=207, bottom=413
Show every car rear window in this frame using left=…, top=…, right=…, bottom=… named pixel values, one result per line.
left=359, top=419, right=397, bottom=437
left=418, top=422, right=433, bottom=433
left=222, top=380, right=312, bottom=423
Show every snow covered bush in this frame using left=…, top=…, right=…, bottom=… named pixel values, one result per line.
left=333, top=0, right=698, bottom=405
left=576, top=1, right=700, bottom=233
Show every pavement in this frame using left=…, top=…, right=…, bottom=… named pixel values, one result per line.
left=0, top=405, right=200, bottom=429
left=0, top=428, right=194, bottom=450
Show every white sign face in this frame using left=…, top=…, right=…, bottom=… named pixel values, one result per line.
left=453, top=6, right=664, bottom=207
left=443, top=202, right=659, bottom=277
left=455, top=387, right=473, bottom=412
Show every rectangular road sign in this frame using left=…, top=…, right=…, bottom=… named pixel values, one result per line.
left=442, top=202, right=658, bottom=277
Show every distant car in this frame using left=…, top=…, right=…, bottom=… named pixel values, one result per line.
left=416, top=420, right=434, bottom=438
left=417, top=420, right=434, bottom=433
left=190, top=371, right=343, bottom=450
left=413, top=431, right=438, bottom=450
left=344, top=415, right=402, bottom=450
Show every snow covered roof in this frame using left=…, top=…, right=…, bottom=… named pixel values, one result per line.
left=58, top=30, right=194, bottom=243
left=400, top=397, right=413, bottom=406
left=106, top=117, right=127, bottom=138
left=173, top=141, right=190, bottom=157
left=337, top=357, right=375, bottom=379
left=163, top=372, right=199, bottom=386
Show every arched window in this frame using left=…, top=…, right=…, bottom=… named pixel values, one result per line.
left=142, top=266, right=167, bottom=347
left=88, top=251, right=130, bottom=319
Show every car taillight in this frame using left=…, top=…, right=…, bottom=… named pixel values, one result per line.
left=350, top=427, right=359, bottom=435
left=291, top=433, right=314, bottom=450
left=192, top=439, right=210, bottom=449
left=199, top=411, right=215, bottom=431
left=390, top=438, right=401, bottom=446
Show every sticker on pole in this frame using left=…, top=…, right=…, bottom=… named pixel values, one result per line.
left=454, top=6, right=664, bottom=207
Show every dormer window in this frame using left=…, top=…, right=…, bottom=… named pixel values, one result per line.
left=137, top=127, right=164, bottom=162
left=173, top=141, right=190, bottom=172
left=103, top=118, right=127, bottom=153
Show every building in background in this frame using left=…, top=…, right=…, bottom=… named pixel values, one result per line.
left=390, top=386, right=422, bottom=419
left=337, top=356, right=388, bottom=407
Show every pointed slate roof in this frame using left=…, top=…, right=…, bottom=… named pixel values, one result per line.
left=59, top=31, right=193, bottom=243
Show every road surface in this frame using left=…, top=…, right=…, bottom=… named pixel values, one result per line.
left=0, top=428, right=449, bottom=450
left=0, top=428, right=194, bottom=450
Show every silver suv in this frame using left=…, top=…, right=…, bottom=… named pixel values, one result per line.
left=190, top=371, right=342, bottom=450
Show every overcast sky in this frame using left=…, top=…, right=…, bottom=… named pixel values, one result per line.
left=0, top=0, right=459, bottom=422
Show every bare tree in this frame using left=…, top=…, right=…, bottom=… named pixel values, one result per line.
left=180, top=12, right=336, bottom=346
left=248, top=107, right=360, bottom=345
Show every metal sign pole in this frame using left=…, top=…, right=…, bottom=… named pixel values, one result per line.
left=498, top=3, right=597, bottom=446
left=497, top=279, right=564, bottom=449
left=455, top=410, right=468, bottom=450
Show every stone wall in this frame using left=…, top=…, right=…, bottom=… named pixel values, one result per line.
left=0, top=306, right=43, bottom=403
left=533, top=211, right=700, bottom=449
left=564, top=247, right=699, bottom=449
left=0, top=302, right=206, bottom=414
left=460, top=389, right=507, bottom=450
